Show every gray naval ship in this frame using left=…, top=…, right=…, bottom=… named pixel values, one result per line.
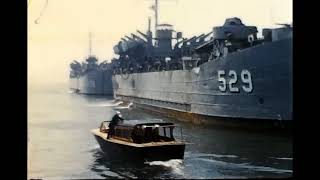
left=110, top=0, right=292, bottom=127
left=69, top=33, right=113, bottom=95
left=69, top=57, right=113, bottom=95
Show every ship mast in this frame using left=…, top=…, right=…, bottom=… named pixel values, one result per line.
left=89, top=32, right=92, bottom=57
left=155, top=0, right=158, bottom=29
left=148, top=17, right=151, bottom=33
left=150, top=0, right=159, bottom=36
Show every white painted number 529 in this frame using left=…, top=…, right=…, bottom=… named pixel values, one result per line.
left=218, top=70, right=226, bottom=92
left=241, top=70, right=253, bottom=93
left=217, top=70, right=253, bottom=93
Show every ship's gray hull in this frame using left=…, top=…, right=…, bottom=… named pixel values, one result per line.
left=113, top=38, right=292, bottom=122
left=69, top=77, right=79, bottom=91
left=69, top=70, right=113, bottom=95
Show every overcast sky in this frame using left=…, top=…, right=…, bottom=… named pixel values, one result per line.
left=28, top=0, right=292, bottom=85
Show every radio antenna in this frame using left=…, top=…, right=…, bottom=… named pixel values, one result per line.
left=34, top=0, right=49, bottom=24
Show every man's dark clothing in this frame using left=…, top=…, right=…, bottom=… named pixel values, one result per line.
left=107, top=114, right=124, bottom=139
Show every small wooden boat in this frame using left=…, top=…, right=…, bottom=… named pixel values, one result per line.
left=91, top=119, right=186, bottom=162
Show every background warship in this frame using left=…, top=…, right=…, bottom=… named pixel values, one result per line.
left=69, top=33, right=113, bottom=95
left=110, top=0, right=292, bottom=127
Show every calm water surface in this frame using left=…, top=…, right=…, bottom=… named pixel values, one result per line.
left=28, top=83, right=292, bottom=179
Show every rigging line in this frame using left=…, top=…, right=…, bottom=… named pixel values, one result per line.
left=28, top=0, right=32, bottom=8
left=34, top=0, right=49, bottom=24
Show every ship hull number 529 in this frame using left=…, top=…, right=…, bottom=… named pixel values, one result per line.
left=217, top=70, right=253, bottom=93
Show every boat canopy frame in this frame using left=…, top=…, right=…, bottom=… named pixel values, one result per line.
left=99, top=120, right=184, bottom=143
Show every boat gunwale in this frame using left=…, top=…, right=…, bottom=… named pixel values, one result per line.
left=91, top=129, right=186, bottom=147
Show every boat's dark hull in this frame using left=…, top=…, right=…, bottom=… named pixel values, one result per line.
left=93, top=135, right=185, bottom=162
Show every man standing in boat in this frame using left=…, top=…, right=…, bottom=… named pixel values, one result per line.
left=107, top=111, right=124, bottom=139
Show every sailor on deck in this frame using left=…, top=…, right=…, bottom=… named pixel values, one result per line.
left=107, top=111, right=124, bottom=139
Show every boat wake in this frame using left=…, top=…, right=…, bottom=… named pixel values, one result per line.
left=88, top=145, right=101, bottom=152
left=145, top=159, right=183, bottom=175
left=68, top=90, right=76, bottom=94
left=87, top=101, right=123, bottom=107
left=193, top=157, right=292, bottom=174
left=113, top=102, right=134, bottom=110
left=270, top=157, right=293, bottom=160
left=188, top=152, right=238, bottom=159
